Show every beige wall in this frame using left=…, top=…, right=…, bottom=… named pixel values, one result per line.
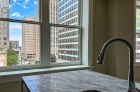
left=93, top=0, right=140, bottom=81
left=93, top=0, right=107, bottom=74
left=0, top=81, right=21, bottom=92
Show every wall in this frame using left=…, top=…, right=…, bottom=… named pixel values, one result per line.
left=93, top=0, right=140, bottom=81
left=0, top=81, right=21, bottom=92
left=93, top=0, right=107, bottom=74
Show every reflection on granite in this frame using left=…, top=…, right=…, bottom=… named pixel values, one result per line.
left=22, top=70, right=140, bottom=92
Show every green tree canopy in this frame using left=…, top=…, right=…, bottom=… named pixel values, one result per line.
left=51, top=54, right=56, bottom=62
left=7, top=49, right=17, bottom=56
left=7, top=49, right=18, bottom=66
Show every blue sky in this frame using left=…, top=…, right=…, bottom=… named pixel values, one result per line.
left=9, top=0, right=38, bottom=46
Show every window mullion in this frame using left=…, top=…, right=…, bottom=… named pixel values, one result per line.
left=41, top=0, right=50, bottom=67
left=0, top=18, right=41, bottom=24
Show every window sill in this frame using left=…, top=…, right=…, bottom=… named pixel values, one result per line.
left=0, top=65, right=93, bottom=83
left=134, top=62, right=140, bottom=66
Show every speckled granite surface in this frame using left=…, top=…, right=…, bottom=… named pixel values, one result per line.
left=22, top=70, right=140, bottom=92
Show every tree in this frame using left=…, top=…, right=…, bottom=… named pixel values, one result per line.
left=7, top=49, right=17, bottom=56
left=7, top=55, right=18, bottom=66
left=51, top=54, right=56, bottom=62
left=35, top=60, right=40, bottom=64
left=7, top=49, right=18, bottom=66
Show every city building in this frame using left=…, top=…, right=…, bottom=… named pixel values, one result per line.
left=9, top=40, right=21, bottom=61
left=22, top=17, right=40, bottom=60
left=50, top=0, right=58, bottom=59
left=57, top=0, right=79, bottom=62
left=0, top=0, right=9, bottom=49
left=0, top=49, right=7, bottom=66
left=9, top=40, right=19, bottom=49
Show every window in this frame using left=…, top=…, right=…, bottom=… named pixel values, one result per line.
left=3, top=22, right=7, bottom=26
left=136, top=0, right=140, bottom=63
left=3, top=27, right=7, bottom=30
left=3, top=37, right=7, bottom=40
left=14, top=43, right=17, bottom=48
left=3, top=8, right=7, bottom=12
left=4, top=42, right=7, bottom=45
left=3, top=31, right=7, bottom=36
left=0, top=0, right=83, bottom=70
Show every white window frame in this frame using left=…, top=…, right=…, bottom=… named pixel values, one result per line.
left=0, top=0, right=84, bottom=71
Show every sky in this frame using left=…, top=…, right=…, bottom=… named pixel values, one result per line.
left=9, top=0, right=38, bottom=46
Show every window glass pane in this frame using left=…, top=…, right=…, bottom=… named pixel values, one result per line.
left=51, top=26, right=80, bottom=63
left=0, top=0, right=40, bottom=22
left=50, top=0, right=79, bottom=26
left=0, top=21, right=40, bottom=67
left=136, top=0, right=140, bottom=62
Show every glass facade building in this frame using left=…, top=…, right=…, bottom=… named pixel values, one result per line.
left=57, top=0, right=79, bottom=62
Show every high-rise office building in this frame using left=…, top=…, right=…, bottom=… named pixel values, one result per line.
left=50, top=0, right=58, bottom=59
left=0, top=0, right=9, bottom=66
left=0, top=0, right=9, bottom=49
left=57, top=0, right=79, bottom=62
left=22, top=1, right=40, bottom=61
left=22, top=17, right=40, bottom=60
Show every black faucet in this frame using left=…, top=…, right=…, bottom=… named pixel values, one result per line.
left=97, top=38, right=140, bottom=92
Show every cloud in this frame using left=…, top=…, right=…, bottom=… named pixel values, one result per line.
left=10, top=23, right=22, bottom=29
left=13, top=0, right=17, bottom=2
left=9, top=3, right=15, bottom=8
left=10, top=24, right=22, bottom=30
left=14, top=25, right=22, bottom=29
left=17, top=2, right=29, bottom=9
left=11, top=12, right=24, bottom=17
left=24, top=0, right=30, bottom=4
left=9, top=4, right=12, bottom=8
left=34, top=1, right=37, bottom=4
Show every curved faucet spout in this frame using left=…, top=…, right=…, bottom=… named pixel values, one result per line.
left=97, top=38, right=140, bottom=92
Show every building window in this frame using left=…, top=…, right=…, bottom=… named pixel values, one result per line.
left=3, top=22, right=7, bottom=26
left=3, top=8, right=7, bottom=12
left=3, top=37, right=7, bottom=40
left=3, top=27, right=7, bottom=31
left=3, top=31, right=7, bottom=36
left=4, top=42, right=7, bottom=45
left=14, top=43, right=17, bottom=48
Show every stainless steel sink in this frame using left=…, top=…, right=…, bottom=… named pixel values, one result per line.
left=82, top=90, right=101, bottom=92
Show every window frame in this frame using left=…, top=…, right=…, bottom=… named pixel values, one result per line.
left=49, top=0, right=83, bottom=66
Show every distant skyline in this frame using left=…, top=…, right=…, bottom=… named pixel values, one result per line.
left=9, top=0, right=38, bottom=46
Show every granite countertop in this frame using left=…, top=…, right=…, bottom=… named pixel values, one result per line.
left=22, top=70, right=140, bottom=92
